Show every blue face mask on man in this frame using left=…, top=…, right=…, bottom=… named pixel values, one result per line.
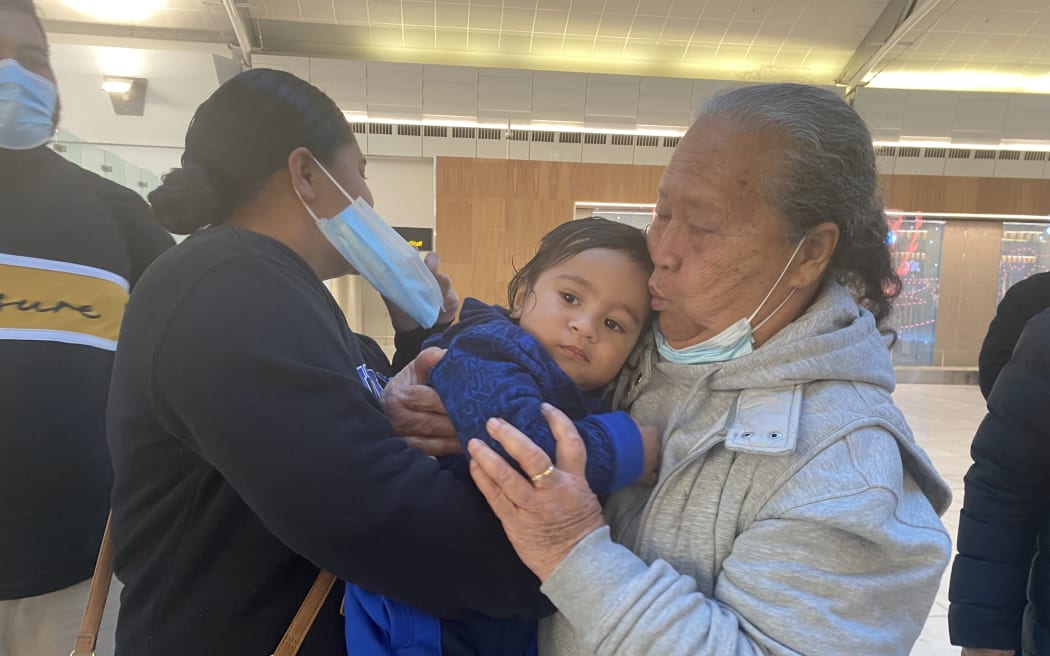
left=655, top=237, right=806, bottom=364
left=294, top=158, right=444, bottom=329
left=0, top=58, right=56, bottom=150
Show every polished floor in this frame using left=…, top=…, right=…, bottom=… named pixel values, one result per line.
left=896, top=384, right=988, bottom=656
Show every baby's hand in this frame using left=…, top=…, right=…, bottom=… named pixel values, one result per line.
left=636, top=423, right=661, bottom=486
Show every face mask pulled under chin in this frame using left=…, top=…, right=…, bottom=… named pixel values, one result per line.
left=295, top=160, right=444, bottom=329
left=0, top=59, right=57, bottom=150
left=655, top=237, right=806, bottom=364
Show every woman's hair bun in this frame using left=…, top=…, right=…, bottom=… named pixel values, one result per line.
left=148, top=162, right=222, bottom=235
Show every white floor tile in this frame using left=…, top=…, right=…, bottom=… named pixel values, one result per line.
left=894, top=384, right=987, bottom=656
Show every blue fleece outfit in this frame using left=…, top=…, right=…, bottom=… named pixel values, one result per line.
left=344, top=298, right=644, bottom=656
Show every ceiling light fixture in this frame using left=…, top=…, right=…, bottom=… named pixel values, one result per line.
left=61, top=0, right=165, bottom=23
left=101, top=77, right=148, bottom=116
left=100, top=77, right=133, bottom=94
left=874, top=139, right=1050, bottom=152
left=867, top=70, right=1050, bottom=94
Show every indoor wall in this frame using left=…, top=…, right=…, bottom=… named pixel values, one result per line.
left=437, top=157, right=1050, bottom=369
left=435, top=157, right=664, bottom=307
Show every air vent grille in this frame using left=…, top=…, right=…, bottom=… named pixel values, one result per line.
left=336, top=121, right=1050, bottom=166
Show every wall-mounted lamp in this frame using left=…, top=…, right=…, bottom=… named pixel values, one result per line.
left=101, top=76, right=147, bottom=116
left=101, top=77, right=133, bottom=93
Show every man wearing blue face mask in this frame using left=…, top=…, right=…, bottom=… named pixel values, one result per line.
left=0, top=2, right=174, bottom=654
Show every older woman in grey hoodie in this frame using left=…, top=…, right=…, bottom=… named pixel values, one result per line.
left=459, top=84, right=952, bottom=655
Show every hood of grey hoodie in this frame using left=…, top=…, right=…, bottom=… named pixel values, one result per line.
left=618, top=280, right=951, bottom=515
left=712, top=280, right=894, bottom=392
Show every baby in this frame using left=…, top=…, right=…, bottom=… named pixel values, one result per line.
left=345, top=217, right=658, bottom=655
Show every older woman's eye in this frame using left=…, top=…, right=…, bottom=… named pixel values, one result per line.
left=560, top=292, right=578, bottom=304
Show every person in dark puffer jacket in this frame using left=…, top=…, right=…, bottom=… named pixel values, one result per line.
left=950, top=308, right=1050, bottom=656
left=978, top=271, right=1050, bottom=400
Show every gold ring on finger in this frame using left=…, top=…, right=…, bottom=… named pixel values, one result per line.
left=529, top=464, right=556, bottom=483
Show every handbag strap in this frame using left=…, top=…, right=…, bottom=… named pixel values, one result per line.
left=71, top=515, right=114, bottom=656
left=72, top=513, right=337, bottom=656
left=271, top=570, right=337, bottom=656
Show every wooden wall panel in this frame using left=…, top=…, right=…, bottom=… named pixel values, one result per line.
left=882, top=175, right=1050, bottom=214
left=932, top=221, right=1002, bottom=367
left=436, top=157, right=664, bottom=306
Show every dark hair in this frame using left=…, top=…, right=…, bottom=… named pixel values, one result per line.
left=0, top=0, right=45, bottom=40
left=149, top=68, right=356, bottom=235
left=699, top=83, right=901, bottom=326
left=507, top=217, right=653, bottom=309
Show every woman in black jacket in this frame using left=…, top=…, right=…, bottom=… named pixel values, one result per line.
left=106, top=68, right=546, bottom=655
left=950, top=309, right=1050, bottom=656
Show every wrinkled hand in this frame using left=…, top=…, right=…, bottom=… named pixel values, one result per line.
left=381, top=347, right=461, bottom=457
left=385, top=252, right=460, bottom=331
left=468, top=403, right=605, bottom=582
left=961, top=649, right=1017, bottom=656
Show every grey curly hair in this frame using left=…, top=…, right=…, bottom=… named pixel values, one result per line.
left=697, top=83, right=901, bottom=326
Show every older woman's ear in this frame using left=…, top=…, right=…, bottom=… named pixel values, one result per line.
left=791, top=222, right=840, bottom=289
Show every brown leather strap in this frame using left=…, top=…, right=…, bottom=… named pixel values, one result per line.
left=72, top=513, right=337, bottom=656
left=71, top=514, right=114, bottom=656
left=271, top=570, right=337, bottom=656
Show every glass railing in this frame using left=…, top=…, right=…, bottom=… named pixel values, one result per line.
left=48, top=128, right=163, bottom=200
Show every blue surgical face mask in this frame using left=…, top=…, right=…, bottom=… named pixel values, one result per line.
left=656, top=237, right=806, bottom=364
left=0, top=59, right=57, bottom=150
left=294, top=159, right=444, bottom=329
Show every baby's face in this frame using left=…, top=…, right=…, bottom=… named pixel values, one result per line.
left=513, top=248, right=652, bottom=391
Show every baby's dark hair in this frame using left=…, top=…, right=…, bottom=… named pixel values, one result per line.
left=507, top=217, right=653, bottom=309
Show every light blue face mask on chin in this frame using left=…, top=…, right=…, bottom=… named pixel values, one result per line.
left=0, top=58, right=57, bottom=150
left=656, top=237, right=806, bottom=364
left=294, top=159, right=444, bottom=329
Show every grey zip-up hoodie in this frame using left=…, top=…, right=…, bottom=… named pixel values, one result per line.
left=538, top=281, right=952, bottom=656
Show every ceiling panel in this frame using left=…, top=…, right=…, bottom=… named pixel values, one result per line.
left=867, top=0, right=1050, bottom=87
left=35, top=0, right=1050, bottom=92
